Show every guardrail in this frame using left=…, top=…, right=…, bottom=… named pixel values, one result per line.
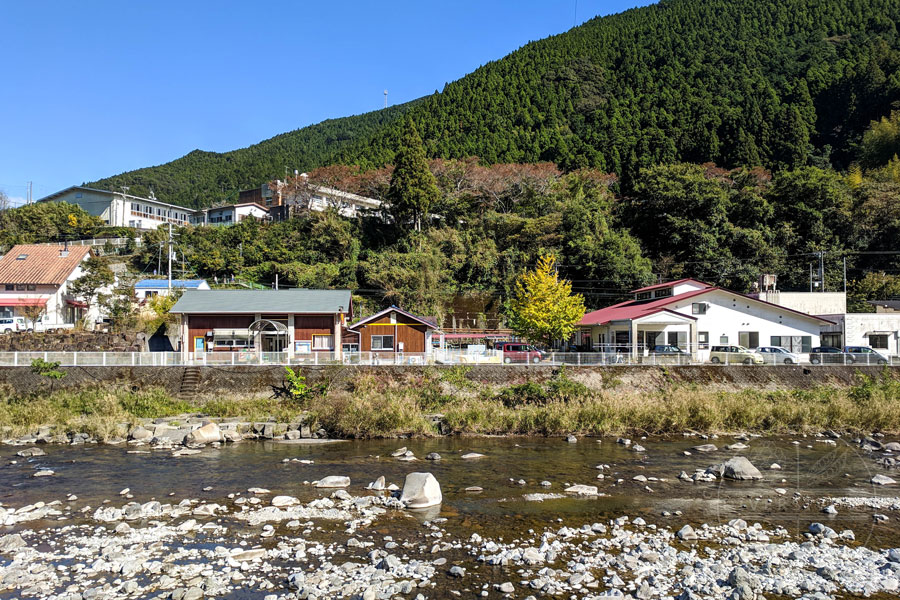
left=0, top=351, right=897, bottom=367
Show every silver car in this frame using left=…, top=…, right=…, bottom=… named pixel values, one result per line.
left=753, top=346, right=801, bottom=365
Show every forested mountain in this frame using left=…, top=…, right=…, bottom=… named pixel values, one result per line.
left=88, top=101, right=418, bottom=208
left=89, top=0, right=900, bottom=206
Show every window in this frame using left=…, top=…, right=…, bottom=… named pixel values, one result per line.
left=26, top=284, right=36, bottom=291
left=372, top=335, right=394, bottom=350
left=15, top=284, right=25, bottom=291
left=719, top=335, right=729, bottom=344
left=131, top=203, right=139, bottom=211
left=821, top=333, right=842, bottom=348
left=3, top=284, right=12, bottom=291
left=636, top=292, right=651, bottom=300
left=667, top=331, right=687, bottom=347
left=692, top=302, right=707, bottom=315
left=698, top=332, right=709, bottom=350
left=75, top=192, right=83, bottom=198
left=869, top=334, right=889, bottom=349
left=654, top=287, right=673, bottom=298
left=738, top=331, right=759, bottom=349
left=772, top=336, right=812, bottom=353
left=312, top=334, right=334, bottom=350
left=16, top=254, right=27, bottom=260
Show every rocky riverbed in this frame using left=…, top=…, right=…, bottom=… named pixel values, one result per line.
left=2, top=432, right=900, bottom=599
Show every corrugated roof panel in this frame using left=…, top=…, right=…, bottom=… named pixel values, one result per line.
left=170, top=289, right=351, bottom=314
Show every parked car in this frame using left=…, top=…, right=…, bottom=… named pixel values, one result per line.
left=647, top=344, right=691, bottom=364
left=709, top=345, right=764, bottom=364
left=0, top=317, right=27, bottom=333
left=809, top=346, right=851, bottom=364
left=497, top=342, right=545, bottom=364
left=753, top=346, right=801, bottom=365
left=843, top=345, right=890, bottom=365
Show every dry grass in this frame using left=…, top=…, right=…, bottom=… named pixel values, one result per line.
left=2, top=372, right=899, bottom=440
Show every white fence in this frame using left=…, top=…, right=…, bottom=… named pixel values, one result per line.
left=0, top=350, right=896, bottom=367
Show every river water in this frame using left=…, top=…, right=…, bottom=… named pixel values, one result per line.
left=3, top=435, right=900, bottom=599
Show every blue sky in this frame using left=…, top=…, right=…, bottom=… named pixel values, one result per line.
left=0, top=1, right=651, bottom=205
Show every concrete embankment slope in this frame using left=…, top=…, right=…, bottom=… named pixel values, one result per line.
left=0, top=364, right=895, bottom=396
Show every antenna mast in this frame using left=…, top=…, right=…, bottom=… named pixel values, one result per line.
left=384, top=89, right=388, bottom=109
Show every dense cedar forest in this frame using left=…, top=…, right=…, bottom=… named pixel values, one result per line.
left=90, top=0, right=900, bottom=205
left=8, top=0, right=891, bottom=319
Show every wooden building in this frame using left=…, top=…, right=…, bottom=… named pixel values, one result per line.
left=169, top=289, right=352, bottom=358
left=348, top=307, right=442, bottom=355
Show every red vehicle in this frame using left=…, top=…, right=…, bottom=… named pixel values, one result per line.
left=496, top=341, right=545, bottom=364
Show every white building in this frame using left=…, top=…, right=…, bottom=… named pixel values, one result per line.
left=190, top=202, right=269, bottom=226
left=0, top=244, right=108, bottom=329
left=818, top=313, right=900, bottom=355
left=578, top=279, right=831, bottom=359
left=37, top=186, right=194, bottom=230
left=134, top=279, right=210, bottom=301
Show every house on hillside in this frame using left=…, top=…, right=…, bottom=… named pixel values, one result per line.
left=578, top=279, right=831, bottom=360
left=348, top=307, right=443, bottom=357
left=134, top=279, right=210, bottom=301
left=38, top=186, right=193, bottom=230
left=169, top=289, right=352, bottom=357
left=190, top=202, right=269, bottom=226
left=0, top=244, right=105, bottom=329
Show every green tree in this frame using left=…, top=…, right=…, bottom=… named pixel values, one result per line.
left=859, top=110, right=900, bottom=168
left=69, top=256, right=116, bottom=315
left=386, top=120, right=440, bottom=233
left=848, top=272, right=900, bottom=312
left=506, top=255, right=586, bottom=348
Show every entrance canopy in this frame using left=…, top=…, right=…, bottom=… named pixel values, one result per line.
left=249, top=319, right=288, bottom=335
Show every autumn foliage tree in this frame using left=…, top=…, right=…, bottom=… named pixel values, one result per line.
left=507, top=255, right=586, bottom=348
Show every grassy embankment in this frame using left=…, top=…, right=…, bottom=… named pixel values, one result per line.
left=2, top=368, right=900, bottom=440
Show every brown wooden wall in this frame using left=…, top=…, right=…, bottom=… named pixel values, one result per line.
left=185, top=313, right=335, bottom=351
left=357, top=314, right=427, bottom=352
left=292, top=315, right=334, bottom=344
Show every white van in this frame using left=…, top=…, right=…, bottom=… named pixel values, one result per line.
left=0, top=317, right=27, bottom=333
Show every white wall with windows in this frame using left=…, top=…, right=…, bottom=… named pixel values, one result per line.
left=819, top=313, right=900, bottom=355
left=38, top=187, right=191, bottom=230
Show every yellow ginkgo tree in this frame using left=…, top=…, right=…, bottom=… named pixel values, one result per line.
left=507, top=254, right=586, bottom=348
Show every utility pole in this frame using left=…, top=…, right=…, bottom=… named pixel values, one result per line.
left=809, top=263, right=813, bottom=292
left=843, top=257, right=847, bottom=293
left=818, top=251, right=825, bottom=293
left=26, top=181, right=32, bottom=204
left=167, top=223, right=173, bottom=292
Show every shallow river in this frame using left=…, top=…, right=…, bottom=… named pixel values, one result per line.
left=3, top=434, right=900, bottom=599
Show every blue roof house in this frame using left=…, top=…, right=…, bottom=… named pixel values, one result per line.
left=134, top=279, right=210, bottom=300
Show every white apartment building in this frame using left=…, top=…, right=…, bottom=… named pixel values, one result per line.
left=38, top=186, right=193, bottom=230
left=190, top=202, right=269, bottom=226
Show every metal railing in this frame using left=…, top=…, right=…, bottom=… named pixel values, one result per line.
left=0, top=350, right=896, bottom=367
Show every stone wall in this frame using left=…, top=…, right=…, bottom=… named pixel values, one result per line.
left=0, top=331, right=146, bottom=352
left=0, top=363, right=894, bottom=396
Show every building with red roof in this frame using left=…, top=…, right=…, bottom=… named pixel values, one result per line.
left=578, top=279, right=832, bottom=359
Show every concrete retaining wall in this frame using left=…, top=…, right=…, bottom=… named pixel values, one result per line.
left=0, top=364, right=896, bottom=396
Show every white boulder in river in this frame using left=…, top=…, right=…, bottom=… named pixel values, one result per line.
left=186, top=422, right=222, bottom=445
left=399, top=472, right=442, bottom=508
left=723, top=456, right=763, bottom=480
left=315, top=476, right=350, bottom=488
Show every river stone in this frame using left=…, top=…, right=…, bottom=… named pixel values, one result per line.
left=316, top=476, right=350, bottom=488
left=271, top=495, right=299, bottom=507
left=565, top=484, right=599, bottom=495
left=692, top=444, right=717, bottom=453
left=677, top=525, right=698, bottom=540
left=449, top=566, right=466, bottom=577
left=566, top=435, right=577, bottom=443
left=498, top=582, right=515, bottom=593
left=872, top=474, right=897, bottom=485
left=284, top=430, right=301, bottom=440
left=183, top=586, right=203, bottom=600
left=426, top=452, right=441, bottom=460
left=400, top=472, right=442, bottom=508
left=222, top=429, right=243, bottom=443
left=461, top=452, right=485, bottom=459
left=884, top=442, right=900, bottom=452
left=368, top=476, right=386, bottom=490
left=720, top=456, right=763, bottom=480
left=391, top=447, right=408, bottom=457
left=0, top=534, right=26, bottom=553
left=129, top=426, right=152, bottom=441
left=33, top=469, right=54, bottom=477
left=186, top=422, right=222, bottom=445
left=16, top=447, right=45, bottom=457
